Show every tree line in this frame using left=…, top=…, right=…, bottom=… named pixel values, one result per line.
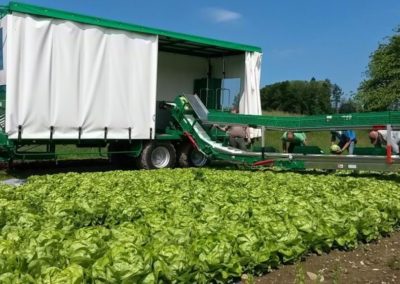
left=261, top=26, right=400, bottom=114
left=260, top=78, right=356, bottom=114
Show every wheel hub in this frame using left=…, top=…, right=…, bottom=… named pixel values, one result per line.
left=151, top=146, right=171, bottom=168
left=190, top=149, right=208, bottom=167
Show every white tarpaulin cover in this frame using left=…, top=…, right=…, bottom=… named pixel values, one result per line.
left=0, top=16, right=7, bottom=85
left=5, top=13, right=158, bottom=140
left=240, top=51, right=262, bottom=138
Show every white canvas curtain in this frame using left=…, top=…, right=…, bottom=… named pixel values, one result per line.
left=6, top=13, right=158, bottom=140
left=0, top=16, right=7, bottom=85
left=240, top=51, right=262, bottom=138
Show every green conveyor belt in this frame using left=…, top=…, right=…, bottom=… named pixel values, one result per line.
left=207, top=110, right=400, bottom=130
left=171, top=95, right=400, bottom=171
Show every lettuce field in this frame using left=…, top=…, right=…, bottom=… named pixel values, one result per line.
left=0, top=169, right=400, bottom=283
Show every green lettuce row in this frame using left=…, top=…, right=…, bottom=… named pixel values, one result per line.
left=0, top=169, right=399, bottom=283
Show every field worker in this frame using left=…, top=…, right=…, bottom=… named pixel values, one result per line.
left=281, top=131, right=307, bottom=153
left=214, top=108, right=250, bottom=151
left=331, top=130, right=357, bottom=154
left=368, top=130, right=400, bottom=154
left=226, top=125, right=250, bottom=150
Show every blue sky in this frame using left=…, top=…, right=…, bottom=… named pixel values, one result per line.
left=1, top=0, right=399, bottom=95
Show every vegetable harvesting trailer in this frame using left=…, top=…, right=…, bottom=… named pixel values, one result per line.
left=0, top=2, right=262, bottom=169
left=0, top=2, right=399, bottom=172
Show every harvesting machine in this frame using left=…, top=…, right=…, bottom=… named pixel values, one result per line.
left=0, top=2, right=399, bottom=171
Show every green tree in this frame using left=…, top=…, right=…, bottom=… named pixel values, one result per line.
left=260, top=78, right=334, bottom=115
left=339, top=98, right=357, bottom=113
left=358, top=27, right=400, bottom=111
left=331, top=84, right=343, bottom=113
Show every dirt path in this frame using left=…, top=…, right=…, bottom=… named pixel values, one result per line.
left=257, top=231, right=400, bottom=284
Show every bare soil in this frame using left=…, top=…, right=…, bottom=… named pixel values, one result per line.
left=256, top=231, right=400, bottom=284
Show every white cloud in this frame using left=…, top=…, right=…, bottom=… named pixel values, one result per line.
left=203, top=7, right=242, bottom=23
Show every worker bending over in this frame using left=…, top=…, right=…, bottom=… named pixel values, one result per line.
left=214, top=108, right=250, bottom=151
left=281, top=131, right=307, bottom=153
left=330, top=130, right=357, bottom=154
left=225, top=125, right=250, bottom=150
left=369, top=130, right=400, bottom=154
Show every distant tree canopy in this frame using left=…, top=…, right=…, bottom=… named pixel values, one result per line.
left=260, top=78, right=335, bottom=115
left=357, top=27, right=400, bottom=111
left=339, top=97, right=358, bottom=113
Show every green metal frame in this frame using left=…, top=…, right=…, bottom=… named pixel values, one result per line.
left=171, top=96, right=261, bottom=164
left=207, top=110, right=400, bottom=130
left=2, top=2, right=261, bottom=54
left=155, top=130, right=182, bottom=141
left=0, top=137, right=145, bottom=162
left=169, top=96, right=400, bottom=171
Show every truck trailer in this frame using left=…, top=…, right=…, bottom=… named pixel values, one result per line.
left=0, top=2, right=263, bottom=169
left=1, top=2, right=400, bottom=172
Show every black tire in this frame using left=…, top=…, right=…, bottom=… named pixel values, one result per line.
left=138, top=142, right=176, bottom=169
left=177, top=143, right=208, bottom=168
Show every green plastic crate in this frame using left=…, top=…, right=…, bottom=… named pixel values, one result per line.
left=292, top=146, right=324, bottom=154
left=353, top=147, right=387, bottom=156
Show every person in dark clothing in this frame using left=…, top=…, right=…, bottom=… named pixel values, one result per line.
left=330, top=130, right=357, bottom=154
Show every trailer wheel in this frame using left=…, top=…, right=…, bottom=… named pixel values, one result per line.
left=138, top=142, right=176, bottom=169
left=177, top=143, right=208, bottom=168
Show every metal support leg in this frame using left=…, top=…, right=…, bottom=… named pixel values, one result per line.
left=261, top=126, right=265, bottom=159
left=386, top=124, right=393, bottom=164
left=104, top=127, right=108, bottom=142
left=50, top=126, right=54, bottom=141
left=18, top=125, right=22, bottom=142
